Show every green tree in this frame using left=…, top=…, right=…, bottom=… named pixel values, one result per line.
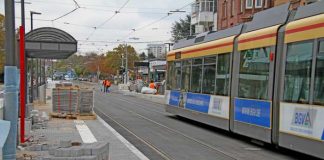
left=171, top=15, right=191, bottom=42
left=147, top=52, right=155, bottom=59
left=139, top=52, right=146, bottom=60
left=104, top=44, right=139, bottom=76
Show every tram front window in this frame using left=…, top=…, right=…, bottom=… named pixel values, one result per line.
left=283, top=41, right=313, bottom=103
left=238, top=47, right=270, bottom=100
left=167, top=62, right=175, bottom=90
left=314, top=41, right=324, bottom=105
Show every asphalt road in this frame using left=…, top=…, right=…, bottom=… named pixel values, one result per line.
left=91, top=87, right=318, bottom=160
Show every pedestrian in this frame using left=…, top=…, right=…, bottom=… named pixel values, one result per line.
left=102, top=79, right=107, bottom=92
left=106, top=80, right=111, bottom=93
left=149, top=80, right=155, bottom=89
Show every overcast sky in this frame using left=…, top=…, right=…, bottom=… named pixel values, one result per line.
left=0, top=0, right=191, bottom=54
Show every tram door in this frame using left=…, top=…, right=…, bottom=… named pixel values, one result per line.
left=231, top=45, right=275, bottom=143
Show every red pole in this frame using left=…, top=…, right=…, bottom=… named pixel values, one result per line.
left=19, top=26, right=25, bottom=144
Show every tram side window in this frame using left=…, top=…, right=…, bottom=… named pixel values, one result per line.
left=238, top=47, right=270, bottom=100
left=166, top=62, right=174, bottom=90
left=182, top=60, right=192, bottom=91
left=202, top=57, right=216, bottom=94
left=216, top=53, right=231, bottom=96
left=190, top=58, right=203, bottom=93
left=283, top=41, right=313, bottom=103
left=314, top=41, right=324, bottom=105
left=175, top=62, right=182, bottom=90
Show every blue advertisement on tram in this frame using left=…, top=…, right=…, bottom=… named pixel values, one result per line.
left=169, top=90, right=181, bottom=106
left=185, top=93, right=210, bottom=113
left=234, top=98, right=271, bottom=128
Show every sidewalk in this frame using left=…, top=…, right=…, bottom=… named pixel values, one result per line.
left=17, top=86, right=147, bottom=160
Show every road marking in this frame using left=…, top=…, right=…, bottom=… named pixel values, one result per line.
left=97, top=115, right=150, bottom=160
left=74, top=120, right=97, bottom=143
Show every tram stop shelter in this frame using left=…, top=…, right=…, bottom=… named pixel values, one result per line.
left=25, top=27, right=77, bottom=59
left=24, top=27, right=77, bottom=102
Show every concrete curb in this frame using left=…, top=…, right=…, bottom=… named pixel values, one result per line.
left=117, top=90, right=165, bottom=104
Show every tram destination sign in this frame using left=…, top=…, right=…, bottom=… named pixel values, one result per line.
left=175, top=52, right=181, bottom=59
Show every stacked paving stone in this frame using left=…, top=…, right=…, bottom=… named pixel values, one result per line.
left=31, top=110, right=49, bottom=130
left=79, top=90, right=94, bottom=114
left=52, top=88, right=79, bottom=114
left=41, top=140, right=109, bottom=160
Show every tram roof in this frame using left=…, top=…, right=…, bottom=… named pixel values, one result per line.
left=172, top=3, right=291, bottom=51
left=294, top=0, right=324, bottom=21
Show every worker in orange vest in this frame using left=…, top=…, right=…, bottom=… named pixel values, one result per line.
left=105, top=80, right=111, bottom=93
left=149, top=80, right=155, bottom=89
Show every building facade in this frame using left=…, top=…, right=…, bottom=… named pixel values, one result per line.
left=217, top=0, right=308, bottom=30
left=147, top=44, right=166, bottom=59
left=190, top=0, right=217, bottom=34
left=217, top=0, right=274, bottom=30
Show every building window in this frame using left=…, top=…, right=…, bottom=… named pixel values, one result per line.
left=264, top=0, right=269, bottom=8
left=231, top=0, right=235, bottom=16
left=222, top=2, right=227, bottom=18
left=246, top=0, right=253, bottom=9
left=255, top=0, right=263, bottom=8
left=240, top=0, right=244, bottom=13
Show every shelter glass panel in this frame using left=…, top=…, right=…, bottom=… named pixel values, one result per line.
left=202, top=64, right=216, bottom=94
left=190, top=65, right=203, bottom=93
left=314, top=41, right=324, bottom=105
left=283, top=41, right=313, bottom=103
left=238, top=47, right=270, bottom=100
left=216, top=53, right=231, bottom=96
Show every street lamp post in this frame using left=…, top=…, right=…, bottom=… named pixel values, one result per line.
left=30, top=11, right=41, bottom=101
left=125, top=37, right=140, bottom=84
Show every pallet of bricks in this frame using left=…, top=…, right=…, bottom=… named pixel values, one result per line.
left=51, top=83, right=96, bottom=120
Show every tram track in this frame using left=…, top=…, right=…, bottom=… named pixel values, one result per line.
left=94, top=91, right=239, bottom=160
left=94, top=107, right=174, bottom=160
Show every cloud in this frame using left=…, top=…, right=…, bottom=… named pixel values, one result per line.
left=0, top=0, right=191, bottom=53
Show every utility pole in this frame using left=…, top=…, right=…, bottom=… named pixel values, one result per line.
left=3, top=0, right=19, bottom=159
left=125, top=43, right=128, bottom=84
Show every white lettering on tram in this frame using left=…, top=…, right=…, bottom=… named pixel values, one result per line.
left=241, top=107, right=261, bottom=117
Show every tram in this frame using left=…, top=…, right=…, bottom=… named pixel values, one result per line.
left=165, top=2, right=324, bottom=159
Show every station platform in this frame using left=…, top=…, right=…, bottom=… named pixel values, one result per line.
left=17, top=87, right=148, bottom=160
